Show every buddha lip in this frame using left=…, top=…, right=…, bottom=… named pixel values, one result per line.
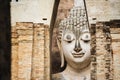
left=72, top=53, right=84, bottom=58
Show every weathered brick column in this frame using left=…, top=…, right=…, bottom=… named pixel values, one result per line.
left=44, top=25, right=50, bottom=80
left=11, top=26, right=18, bottom=80
left=31, top=23, right=50, bottom=80
left=90, top=24, right=97, bottom=80
left=31, top=23, right=45, bottom=80
left=91, top=22, right=113, bottom=80
left=110, top=26, right=120, bottom=80
left=103, top=24, right=113, bottom=80
left=96, top=22, right=106, bottom=80
left=16, top=22, right=33, bottom=80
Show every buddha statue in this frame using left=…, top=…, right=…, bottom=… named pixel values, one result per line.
left=52, top=0, right=91, bottom=80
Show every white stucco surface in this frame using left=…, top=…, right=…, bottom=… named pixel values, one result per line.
left=11, top=0, right=54, bottom=26
left=86, top=0, right=120, bottom=23
left=11, top=0, right=120, bottom=26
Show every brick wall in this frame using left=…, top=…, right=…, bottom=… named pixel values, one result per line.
left=89, top=22, right=113, bottom=80
left=110, top=22, right=120, bottom=80
left=11, top=22, right=50, bottom=80
left=90, top=21, right=120, bottom=80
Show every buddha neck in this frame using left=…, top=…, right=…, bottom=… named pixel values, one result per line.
left=63, top=59, right=91, bottom=76
left=61, top=62, right=90, bottom=80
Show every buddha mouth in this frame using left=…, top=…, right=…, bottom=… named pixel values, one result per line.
left=72, top=53, right=85, bottom=58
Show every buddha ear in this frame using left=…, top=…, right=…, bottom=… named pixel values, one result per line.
left=56, top=38, right=64, bottom=68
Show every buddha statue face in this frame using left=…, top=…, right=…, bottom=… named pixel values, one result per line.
left=57, top=24, right=91, bottom=68
left=61, top=29, right=91, bottom=64
left=57, top=4, right=91, bottom=68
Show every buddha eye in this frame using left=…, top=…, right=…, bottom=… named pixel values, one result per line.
left=83, top=39, right=90, bottom=43
left=67, top=41, right=72, bottom=43
left=81, top=38, right=90, bottom=43
left=66, top=35, right=71, bottom=40
left=63, top=33, right=74, bottom=43
left=81, top=32, right=91, bottom=43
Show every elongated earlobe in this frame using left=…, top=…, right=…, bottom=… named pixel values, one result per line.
left=57, top=39, right=64, bottom=68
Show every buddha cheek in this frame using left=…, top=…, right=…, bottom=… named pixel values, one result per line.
left=62, top=43, right=75, bottom=60
left=79, top=44, right=91, bottom=60
left=62, top=45, right=74, bottom=58
left=62, top=41, right=75, bottom=53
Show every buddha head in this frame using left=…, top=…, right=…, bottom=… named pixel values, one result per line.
left=57, top=6, right=91, bottom=69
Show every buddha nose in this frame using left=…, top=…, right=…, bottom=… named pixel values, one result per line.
left=74, top=40, right=82, bottom=52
